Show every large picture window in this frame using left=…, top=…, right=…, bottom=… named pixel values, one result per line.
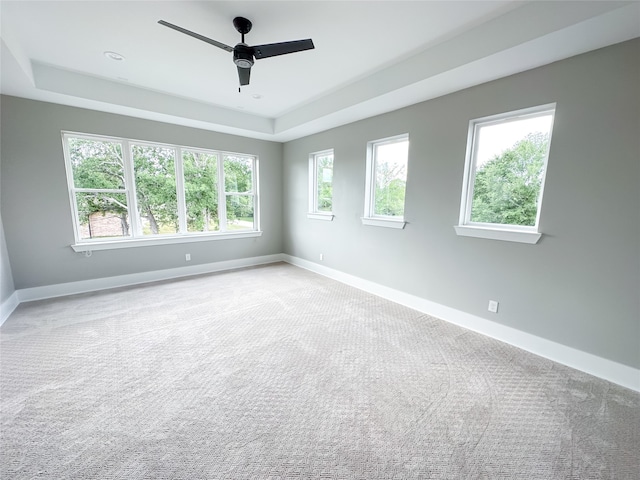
left=455, top=104, right=555, bottom=244
left=362, top=134, right=409, bottom=229
left=63, top=132, right=259, bottom=250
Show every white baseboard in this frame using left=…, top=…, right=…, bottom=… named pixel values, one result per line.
left=0, top=290, right=19, bottom=326
left=16, top=253, right=285, bottom=303
left=282, top=254, right=640, bottom=392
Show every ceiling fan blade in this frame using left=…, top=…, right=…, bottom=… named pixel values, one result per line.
left=237, top=66, right=251, bottom=86
left=252, top=39, right=314, bottom=59
left=158, top=20, right=234, bottom=53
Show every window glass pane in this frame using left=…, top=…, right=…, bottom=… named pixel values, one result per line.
left=316, top=153, right=333, bottom=212
left=224, top=155, right=253, bottom=193
left=470, top=114, right=553, bottom=226
left=68, top=137, right=125, bottom=189
left=183, top=150, right=219, bottom=233
left=75, top=192, right=130, bottom=240
left=131, top=144, right=179, bottom=236
left=226, top=195, right=254, bottom=231
left=374, top=140, right=408, bottom=217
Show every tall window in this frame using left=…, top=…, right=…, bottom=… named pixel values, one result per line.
left=132, top=143, right=179, bottom=236
left=308, top=149, right=334, bottom=220
left=224, top=154, right=256, bottom=231
left=456, top=104, right=555, bottom=244
left=182, top=149, right=219, bottom=233
left=362, top=134, right=409, bottom=229
left=63, top=132, right=258, bottom=247
left=66, top=137, right=130, bottom=240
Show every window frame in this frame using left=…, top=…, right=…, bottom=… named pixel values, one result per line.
left=362, top=133, right=409, bottom=229
left=307, top=149, right=334, bottom=221
left=455, top=104, right=556, bottom=244
left=62, top=131, right=261, bottom=251
left=221, top=152, right=260, bottom=233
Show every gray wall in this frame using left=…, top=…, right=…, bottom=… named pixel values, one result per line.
left=0, top=215, right=15, bottom=303
left=0, top=96, right=283, bottom=289
left=282, top=39, right=640, bottom=369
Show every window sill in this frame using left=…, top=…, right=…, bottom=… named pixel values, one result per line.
left=307, top=213, right=334, bottom=221
left=71, top=231, right=263, bottom=252
left=361, top=217, right=406, bottom=229
left=454, top=225, right=541, bottom=244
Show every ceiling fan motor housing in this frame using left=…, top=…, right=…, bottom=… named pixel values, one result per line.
left=233, top=44, right=254, bottom=68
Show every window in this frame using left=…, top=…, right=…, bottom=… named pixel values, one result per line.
left=362, top=134, right=409, bottom=229
left=307, top=149, right=334, bottom=220
left=455, top=104, right=555, bottom=244
left=132, top=143, right=179, bottom=236
left=62, top=132, right=259, bottom=251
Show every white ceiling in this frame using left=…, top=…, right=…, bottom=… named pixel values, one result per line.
left=1, top=1, right=639, bottom=142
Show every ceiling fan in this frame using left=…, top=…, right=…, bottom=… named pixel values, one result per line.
left=158, top=17, right=315, bottom=89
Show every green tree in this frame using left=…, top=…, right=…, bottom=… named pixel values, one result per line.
left=70, top=139, right=254, bottom=236
left=471, top=132, right=549, bottom=226
left=316, top=155, right=333, bottom=212
left=375, top=162, right=406, bottom=216
left=224, top=156, right=253, bottom=222
left=131, top=145, right=178, bottom=234
left=183, top=151, right=218, bottom=232
left=69, top=138, right=130, bottom=236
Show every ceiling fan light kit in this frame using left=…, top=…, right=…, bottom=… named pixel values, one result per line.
left=158, top=16, right=314, bottom=89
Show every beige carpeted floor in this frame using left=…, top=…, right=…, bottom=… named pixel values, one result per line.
left=1, top=263, right=638, bottom=479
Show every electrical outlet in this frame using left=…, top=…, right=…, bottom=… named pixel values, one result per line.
left=319, top=253, right=324, bottom=261
left=185, top=253, right=191, bottom=261
left=488, top=300, right=499, bottom=313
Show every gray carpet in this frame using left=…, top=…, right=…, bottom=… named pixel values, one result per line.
left=1, top=263, right=638, bottom=479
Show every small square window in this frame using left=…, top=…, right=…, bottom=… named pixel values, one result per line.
left=456, top=104, right=556, bottom=244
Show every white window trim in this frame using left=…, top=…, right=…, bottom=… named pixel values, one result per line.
left=454, top=225, right=540, bottom=244
left=362, top=133, right=408, bottom=229
left=308, top=149, right=334, bottom=220
left=361, top=217, right=406, bottom=229
left=70, top=231, right=263, bottom=252
left=307, top=213, right=334, bottom=221
left=62, top=131, right=260, bottom=249
left=455, top=104, right=555, bottom=244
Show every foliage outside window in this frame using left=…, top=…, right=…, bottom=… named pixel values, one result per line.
left=132, top=143, right=179, bottom=236
left=63, top=132, right=258, bottom=246
left=362, top=134, right=409, bottom=229
left=308, top=150, right=334, bottom=219
left=456, top=104, right=555, bottom=243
